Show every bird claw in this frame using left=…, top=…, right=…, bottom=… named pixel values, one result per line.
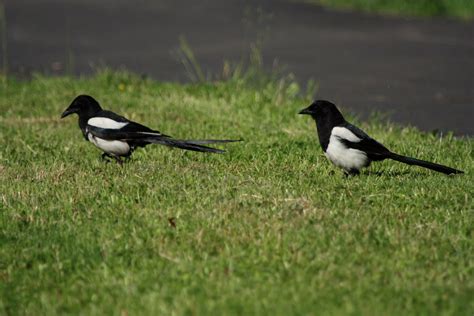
left=343, top=169, right=360, bottom=177
left=100, top=153, right=126, bottom=165
left=115, top=157, right=123, bottom=165
left=101, top=153, right=113, bottom=163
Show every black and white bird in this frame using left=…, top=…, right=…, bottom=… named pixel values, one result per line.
left=299, top=100, right=463, bottom=175
left=61, top=95, right=239, bottom=163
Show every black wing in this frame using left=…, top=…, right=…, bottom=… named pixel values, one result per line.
left=100, top=110, right=165, bottom=133
left=90, top=110, right=169, bottom=140
left=86, top=125, right=169, bottom=141
left=86, top=125, right=226, bottom=153
left=88, top=110, right=239, bottom=153
left=339, top=123, right=391, bottom=160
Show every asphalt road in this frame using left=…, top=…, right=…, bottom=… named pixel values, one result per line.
left=4, top=0, right=474, bottom=134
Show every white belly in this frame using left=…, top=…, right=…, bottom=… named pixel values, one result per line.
left=87, top=134, right=130, bottom=156
left=325, top=135, right=369, bottom=172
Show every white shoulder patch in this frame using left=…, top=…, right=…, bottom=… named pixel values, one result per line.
left=136, top=131, right=162, bottom=136
left=331, top=126, right=361, bottom=142
left=88, top=117, right=129, bottom=129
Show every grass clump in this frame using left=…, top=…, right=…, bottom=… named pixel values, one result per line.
left=0, top=71, right=473, bottom=315
left=311, top=0, right=474, bottom=19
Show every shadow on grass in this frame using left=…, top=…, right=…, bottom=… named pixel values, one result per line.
left=361, top=169, right=449, bottom=177
left=364, top=170, right=414, bottom=177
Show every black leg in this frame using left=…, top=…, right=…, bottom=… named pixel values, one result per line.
left=122, top=149, right=133, bottom=163
left=101, top=152, right=130, bottom=166
left=113, top=156, right=123, bottom=165
left=350, top=169, right=360, bottom=176
left=344, top=169, right=360, bottom=177
left=101, top=153, right=113, bottom=163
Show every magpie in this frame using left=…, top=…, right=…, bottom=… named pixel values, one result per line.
left=61, top=95, right=239, bottom=163
left=299, top=100, right=463, bottom=175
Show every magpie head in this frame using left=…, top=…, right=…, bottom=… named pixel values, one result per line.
left=298, top=100, right=340, bottom=117
left=299, top=100, right=346, bottom=129
left=61, top=95, right=102, bottom=119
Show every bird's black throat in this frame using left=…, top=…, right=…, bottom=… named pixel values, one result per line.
left=312, top=111, right=346, bottom=152
left=78, top=109, right=102, bottom=139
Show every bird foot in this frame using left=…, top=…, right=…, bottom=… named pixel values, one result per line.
left=101, top=153, right=124, bottom=165
left=101, top=153, right=113, bottom=163
left=343, top=169, right=360, bottom=177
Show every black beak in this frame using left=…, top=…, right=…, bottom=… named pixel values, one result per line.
left=60, top=108, right=74, bottom=118
left=298, top=107, right=312, bottom=115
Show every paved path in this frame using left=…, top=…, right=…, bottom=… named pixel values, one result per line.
left=4, top=0, right=474, bottom=134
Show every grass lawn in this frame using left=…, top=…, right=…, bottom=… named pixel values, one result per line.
left=309, top=0, right=474, bottom=19
left=0, top=71, right=473, bottom=315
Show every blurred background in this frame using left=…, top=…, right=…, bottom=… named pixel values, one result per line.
left=2, top=0, right=473, bottom=134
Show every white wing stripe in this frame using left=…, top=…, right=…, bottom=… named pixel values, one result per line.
left=331, top=126, right=361, bottom=142
left=88, top=117, right=129, bottom=129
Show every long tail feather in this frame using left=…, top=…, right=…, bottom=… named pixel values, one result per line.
left=143, top=137, right=225, bottom=153
left=387, top=153, right=463, bottom=175
left=183, top=139, right=242, bottom=145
